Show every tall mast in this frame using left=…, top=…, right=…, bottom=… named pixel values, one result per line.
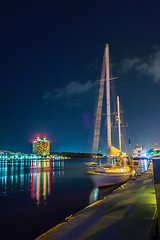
left=92, top=54, right=105, bottom=154
left=105, top=44, right=111, bottom=151
left=117, top=96, right=121, bottom=152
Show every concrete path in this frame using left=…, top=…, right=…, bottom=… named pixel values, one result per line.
left=36, top=165, right=157, bottom=240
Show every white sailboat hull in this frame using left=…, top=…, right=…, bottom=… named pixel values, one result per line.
left=88, top=167, right=134, bottom=187
left=90, top=172, right=133, bottom=187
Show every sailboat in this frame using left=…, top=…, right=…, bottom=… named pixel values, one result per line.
left=87, top=44, right=135, bottom=188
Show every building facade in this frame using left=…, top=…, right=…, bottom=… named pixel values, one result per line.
left=32, top=135, right=50, bottom=156
left=0, top=150, right=42, bottom=160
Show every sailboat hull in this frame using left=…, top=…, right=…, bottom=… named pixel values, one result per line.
left=88, top=170, right=134, bottom=188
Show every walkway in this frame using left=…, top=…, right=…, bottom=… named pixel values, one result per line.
left=36, top=165, right=157, bottom=240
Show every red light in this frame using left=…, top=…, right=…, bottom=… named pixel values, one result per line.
left=49, top=140, right=51, bottom=143
left=37, top=135, right=40, bottom=138
left=43, top=136, right=46, bottom=139
left=31, top=139, right=34, bottom=142
left=155, top=143, right=158, bottom=145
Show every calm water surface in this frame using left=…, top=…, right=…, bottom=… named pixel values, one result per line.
left=0, top=158, right=107, bottom=240
left=0, top=158, right=149, bottom=240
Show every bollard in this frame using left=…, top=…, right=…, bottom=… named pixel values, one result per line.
left=152, top=157, right=160, bottom=236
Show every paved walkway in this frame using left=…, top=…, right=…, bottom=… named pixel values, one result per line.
left=36, top=165, right=157, bottom=240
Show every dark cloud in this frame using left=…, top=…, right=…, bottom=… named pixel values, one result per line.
left=120, top=58, right=142, bottom=72
left=120, top=49, right=160, bottom=82
left=43, top=80, right=98, bottom=101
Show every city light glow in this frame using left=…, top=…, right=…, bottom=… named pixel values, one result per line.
left=32, top=136, right=50, bottom=156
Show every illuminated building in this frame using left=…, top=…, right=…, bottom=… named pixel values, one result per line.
left=148, top=148, right=160, bottom=157
left=0, top=150, right=42, bottom=160
left=32, top=135, right=50, bottom=156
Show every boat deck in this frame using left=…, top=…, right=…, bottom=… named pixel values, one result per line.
left=36, top=164, right=157, bottom=240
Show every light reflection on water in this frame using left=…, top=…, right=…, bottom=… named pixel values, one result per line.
left=0, top=157, right=150, bottom=240
left=0, top=159, right=65, bottom=205
left=133, top=158, right=150, bottom=174
left=0, top=158, right=95, bottom=240
left=0, top=158, right=149, bottom=203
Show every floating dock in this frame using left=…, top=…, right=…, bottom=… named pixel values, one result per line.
left=36, top=164, right=157, bottom=240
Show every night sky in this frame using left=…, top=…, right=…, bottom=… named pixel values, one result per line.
left=1, top=0, right=160, bottom=154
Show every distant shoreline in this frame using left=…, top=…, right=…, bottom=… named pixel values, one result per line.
left=51, top=152, right=103, bottom=159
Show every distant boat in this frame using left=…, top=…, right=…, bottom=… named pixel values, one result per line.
left=132, top=144, right=149, bottom=160
left=87, top=44, right=134, bottom=188
left=85, top=162, right=98, bottom=167
left=132, top=144, right=150, bottom=170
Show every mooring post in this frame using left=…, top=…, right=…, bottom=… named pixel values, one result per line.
left=152, top=156, right=160, bottom=235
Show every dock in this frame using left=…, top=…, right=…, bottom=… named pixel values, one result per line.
left=36, top=164, right=157, bottom=240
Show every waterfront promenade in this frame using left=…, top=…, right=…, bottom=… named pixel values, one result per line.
left=36, top=164, right=157, bottom=240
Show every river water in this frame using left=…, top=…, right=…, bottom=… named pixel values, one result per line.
left=0, top=158, right=149, bottom=240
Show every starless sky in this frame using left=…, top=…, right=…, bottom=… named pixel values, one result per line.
left=1, top=0, right=160, bottom=153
